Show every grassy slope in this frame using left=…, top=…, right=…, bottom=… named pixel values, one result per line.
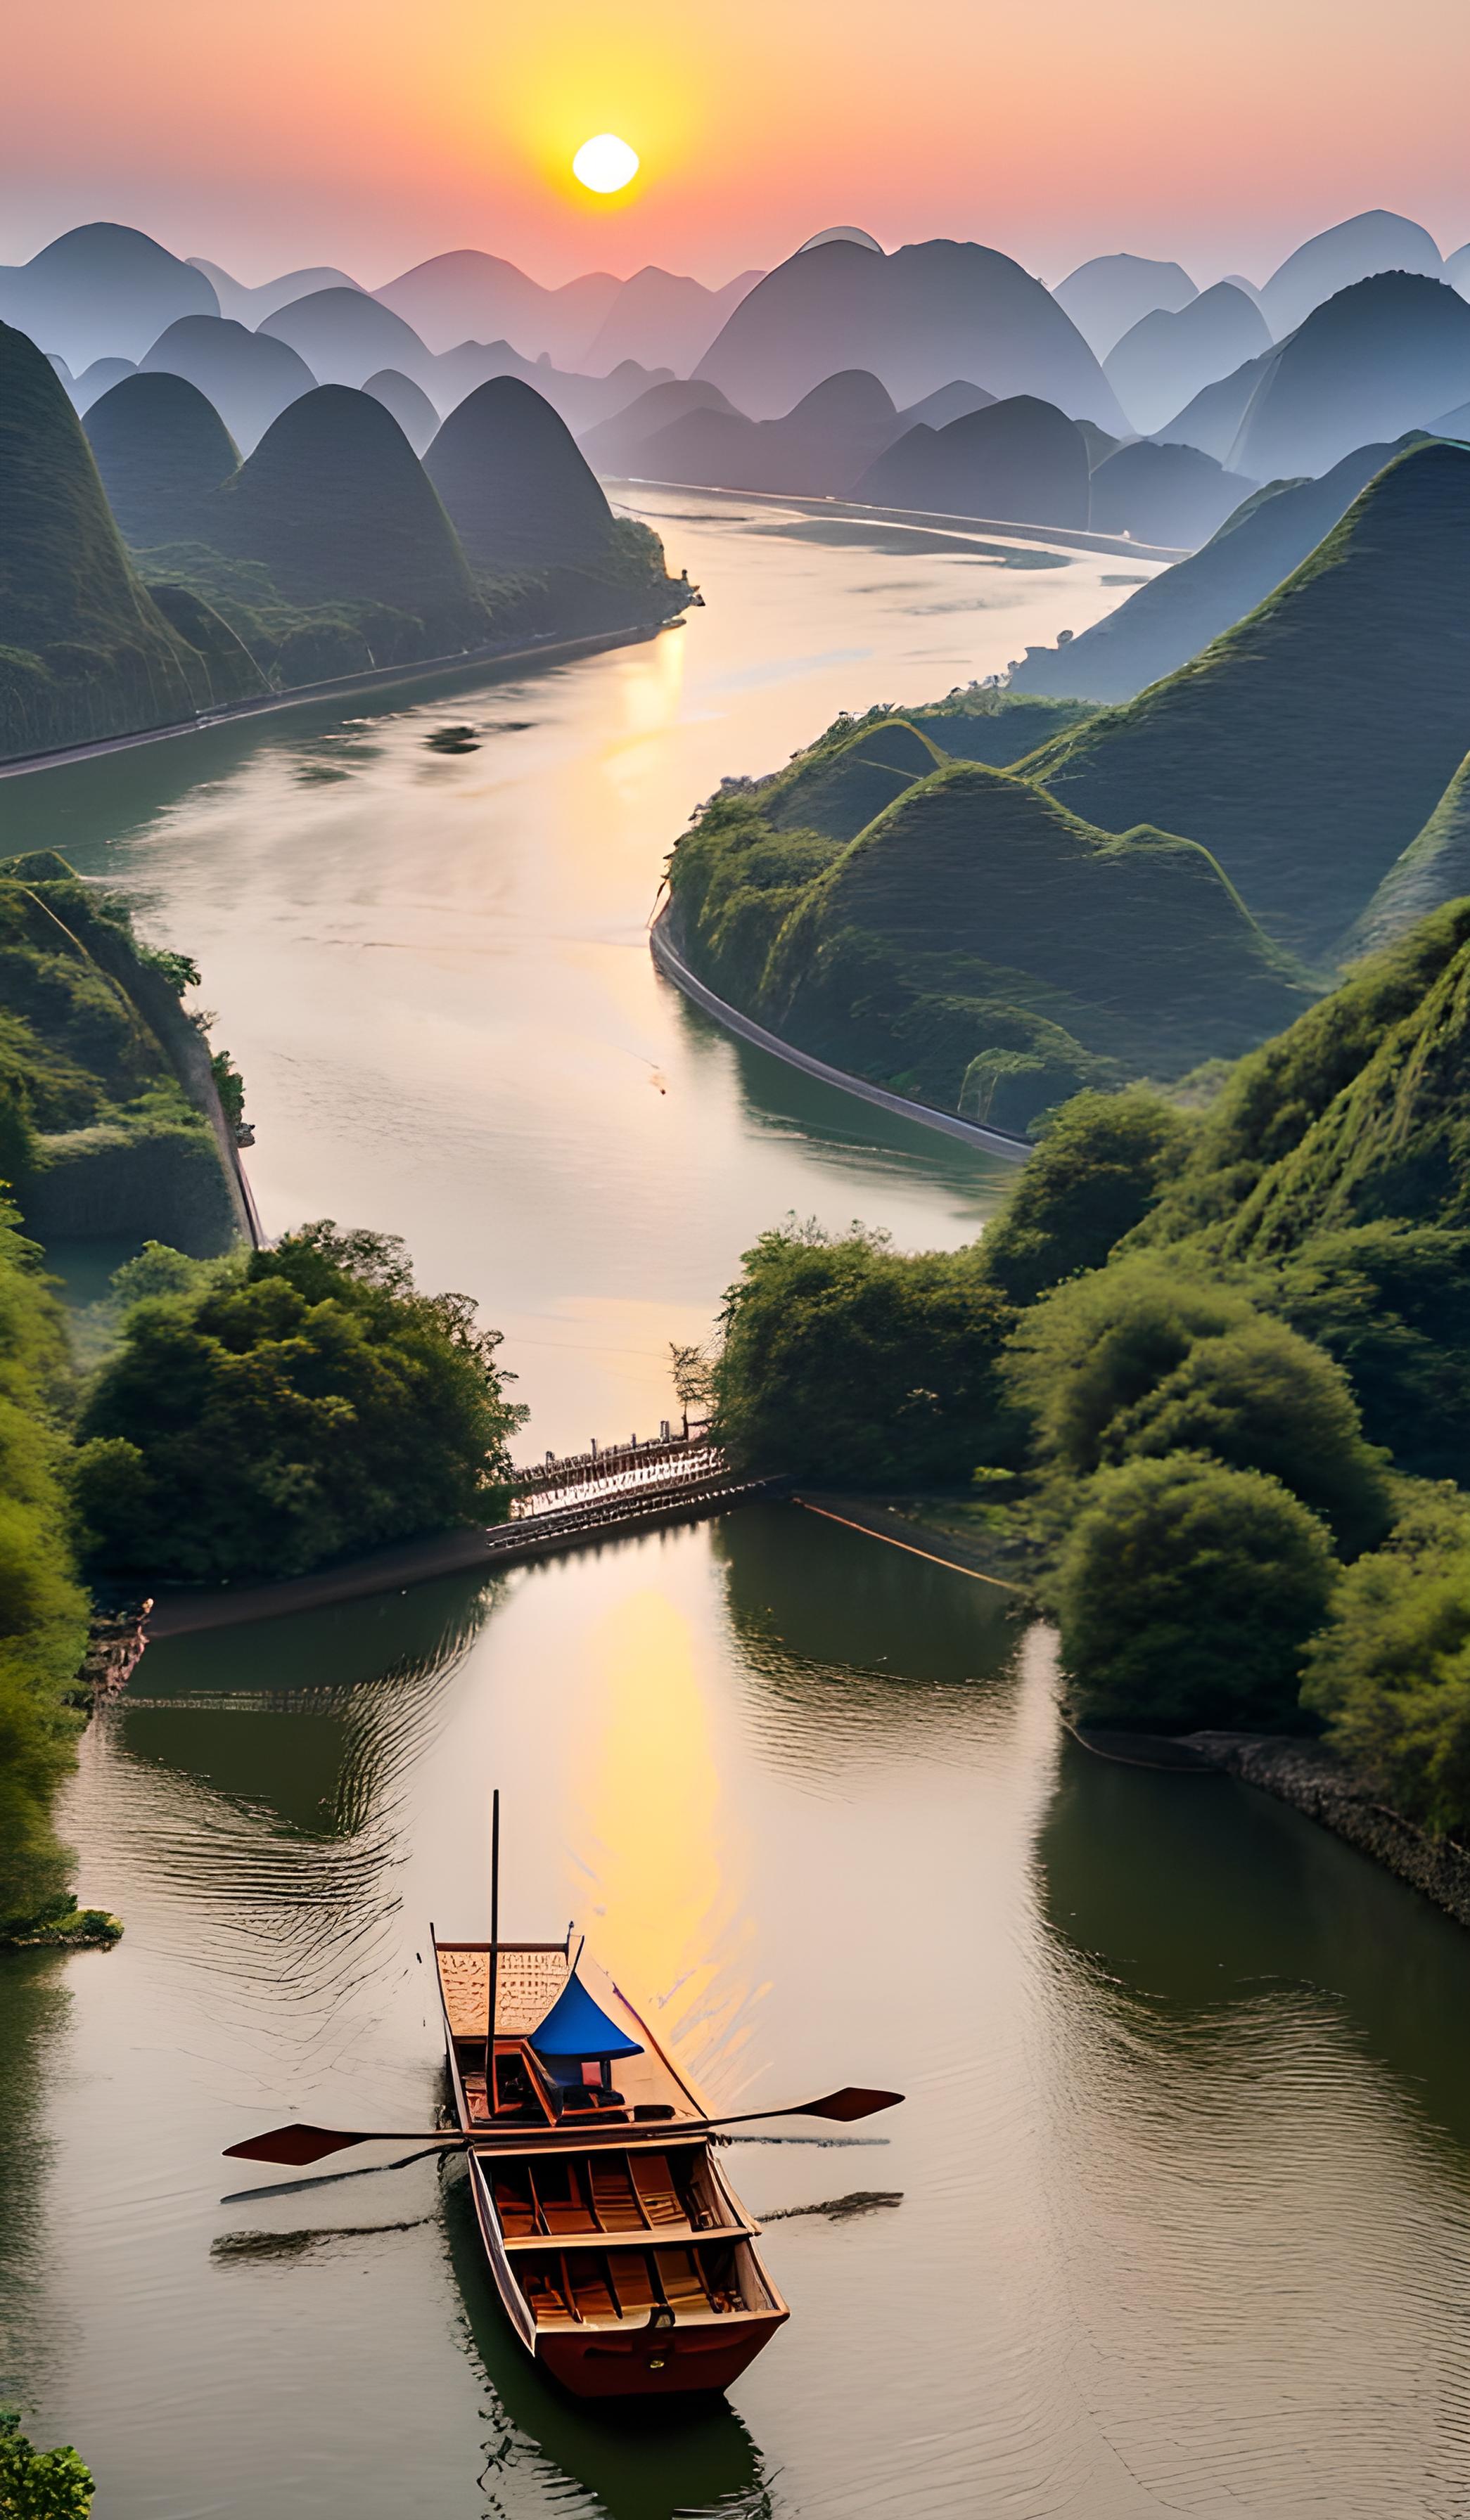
left=1350, top=751, right=1470, bottom=953
left=0, top=852, right=238, bottom=1252
left=205, top=385, right=487, bottom=652
left=1009, top=439, right=1417, bottom=704
left=83, top=371, right=238, bottom=547
left=1133, top=902, right=1470, bottom=1258
left=1022, top=442, right=1470, bottom=951
left=668, top=740, right=1311, bottom=1129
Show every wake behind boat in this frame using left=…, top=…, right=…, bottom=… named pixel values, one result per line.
left=433, top=1927, right=790, bottom=2396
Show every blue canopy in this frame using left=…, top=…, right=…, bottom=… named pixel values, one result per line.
left=530, top=1969, right=644, bottom=2062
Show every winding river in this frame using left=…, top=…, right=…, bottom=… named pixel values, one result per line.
left=6, top=490, right=1470, bottom=2519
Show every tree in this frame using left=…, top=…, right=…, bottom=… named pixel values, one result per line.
left=712, top=1220, right=1017, bottom=1485
left=0, top=2412, right=94, bottom=2517
left=0, top=1200, right=89, bottom=1934
left=1301, top=1486, right=1470, bottom=1836
left=1254, top=1220, right=1470, bottom=1480
left=1005, top=1252, right=1391, bottom=1552
left=1057, top=1452, right=1336, bottom=1731
left=978, top=1088, right=1191, bottom=1304
left=72, top=1223, right=526, bottom=1583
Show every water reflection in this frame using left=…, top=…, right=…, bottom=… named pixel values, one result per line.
left=568, top=1587, right=750, bottom=2077
left=714, top=1500, right=1023, bottom=1773
left=1033, top=1740, right=1470, bottom=2516
left=447, top=2176, right=776, bottom=2520
left=1038, top=1734, right=1470, bottom=2149
left=0, top=1955, right=72, bottom=2405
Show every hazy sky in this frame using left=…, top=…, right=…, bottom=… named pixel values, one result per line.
left=6, top=0, right=1470, bottom=288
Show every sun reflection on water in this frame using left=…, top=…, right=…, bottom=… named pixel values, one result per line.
left=567, top=1588, right=758, bottom=2092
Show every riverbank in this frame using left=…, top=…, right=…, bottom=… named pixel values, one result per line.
left=0, top=615, right=684, bottom=783
left=649, top=908, right=1033, bottom=1164
left=1184, top=1732, right=1470, bottom=1932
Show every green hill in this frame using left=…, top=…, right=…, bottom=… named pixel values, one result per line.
left=1349, top=752, right=1470, bottom=952
left=1010, top=436, right=1419, bottom=702
left=1023, top=441, right=1470, bottom=951
left=744, top=700, right=1097, bottom=845
left=205, top=384, right=486, bottom=656
left=764, top=717, right=950, bottom=840
left=0, top=849, right=242, bottom=1249
left=1124, top=903, right=1470, bottom=1266
left=84, top=369, right=237, bottom=546
left=667, top=754, right=1310, bottom=1130
left=424, top=375, right=615, bottom=569
left=0, top=319, right=248, bottom=758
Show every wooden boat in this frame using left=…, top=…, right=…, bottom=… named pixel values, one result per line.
left=430, top=1926, right=790, bottom=2398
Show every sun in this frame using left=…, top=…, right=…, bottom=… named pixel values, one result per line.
left=573, top=134, right=639, bottom=195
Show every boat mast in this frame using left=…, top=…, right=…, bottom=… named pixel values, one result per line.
left=484, top=1787, right=500, bottom=2110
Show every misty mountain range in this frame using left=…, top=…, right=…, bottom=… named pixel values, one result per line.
left=6, top=204, right=1470, bottom=587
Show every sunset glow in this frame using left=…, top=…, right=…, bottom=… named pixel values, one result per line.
left=4, top=0, right=1470, bottom=290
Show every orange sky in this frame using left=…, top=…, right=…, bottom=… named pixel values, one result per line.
left=6, top=0, right=1470, bottom=287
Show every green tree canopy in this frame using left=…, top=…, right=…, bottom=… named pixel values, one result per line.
left=0, top=1197, right=89, bottom=1933
left=1252, top=1220, right=1470, bottom=1480
left=1006, top=1252, right=1391, bottom=1552
left=72, top=1221, right=525, bottom=1583
left=0, top=2410, right=94, bottom=2516
left=1301, top=1486, right=1470, bottom=1836
left=712, top=1220, right=1017, bottom=1485
left=1058, top=1451, right=1337, bottom=1731
left=978, top=1088, right=1191, bottom=1304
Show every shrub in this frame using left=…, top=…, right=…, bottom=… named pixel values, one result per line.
left=1006, top=1253, right=1391, bottom=1551
left=1255, top=1221, right=1470, bottom=1479
left=0, top=2411, right=94, bottom=2516
left=1301, top=1487, right=1470, bottom=1836
left=978, top=1088, right=1191, bottom=1303
left=72, top=1221, right=525, bottom=1583
left=712, top=1220, right=1018, bottom=1485
left=1058, top=1452, right=1336, bottom=1730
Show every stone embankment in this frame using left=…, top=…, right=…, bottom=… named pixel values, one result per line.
left=1188, top=1732, right=1470, bottom=1930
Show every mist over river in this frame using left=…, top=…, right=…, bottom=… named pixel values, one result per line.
left=6, top=491, right=1470, bottom=2519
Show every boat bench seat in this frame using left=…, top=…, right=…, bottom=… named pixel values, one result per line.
left=522, top=2244, right=739, bottom=2325
left=630, top=2154, right=685, bottom=2225
left=587, top=2159, right=646, bottom=2230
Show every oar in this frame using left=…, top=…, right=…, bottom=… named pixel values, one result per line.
left=224, top=2085, right=903, bottom=2168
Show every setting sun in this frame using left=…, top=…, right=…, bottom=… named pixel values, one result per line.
left=572, top=131, right=639, bottom=193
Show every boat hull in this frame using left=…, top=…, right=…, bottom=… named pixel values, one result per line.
left=537, top=2316, right=786, bottom=2399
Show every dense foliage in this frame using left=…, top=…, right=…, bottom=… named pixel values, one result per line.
left=977, top=1090, right=1190, bottom=1302
left=0, top=1200, right=89, bottom=1935
left=1301, top=1489, right=1470, bottom=1836
left=0, top=2411, right=94, bottom=2517
left=0, top=851, right=238, bottom=1255
left=706, top=887, right=1470, bottom=1806
left=1057, top=1454, right=1336, bottom=1731
left=712, top=1221, right=1016, bottom=1486
left=1004, top=1254, right=1392, bottom=1555
left=72, top=1222, right=526, bottom=1582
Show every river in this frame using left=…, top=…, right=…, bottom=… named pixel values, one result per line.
left=6, top=489, right=1470, bottom=2518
